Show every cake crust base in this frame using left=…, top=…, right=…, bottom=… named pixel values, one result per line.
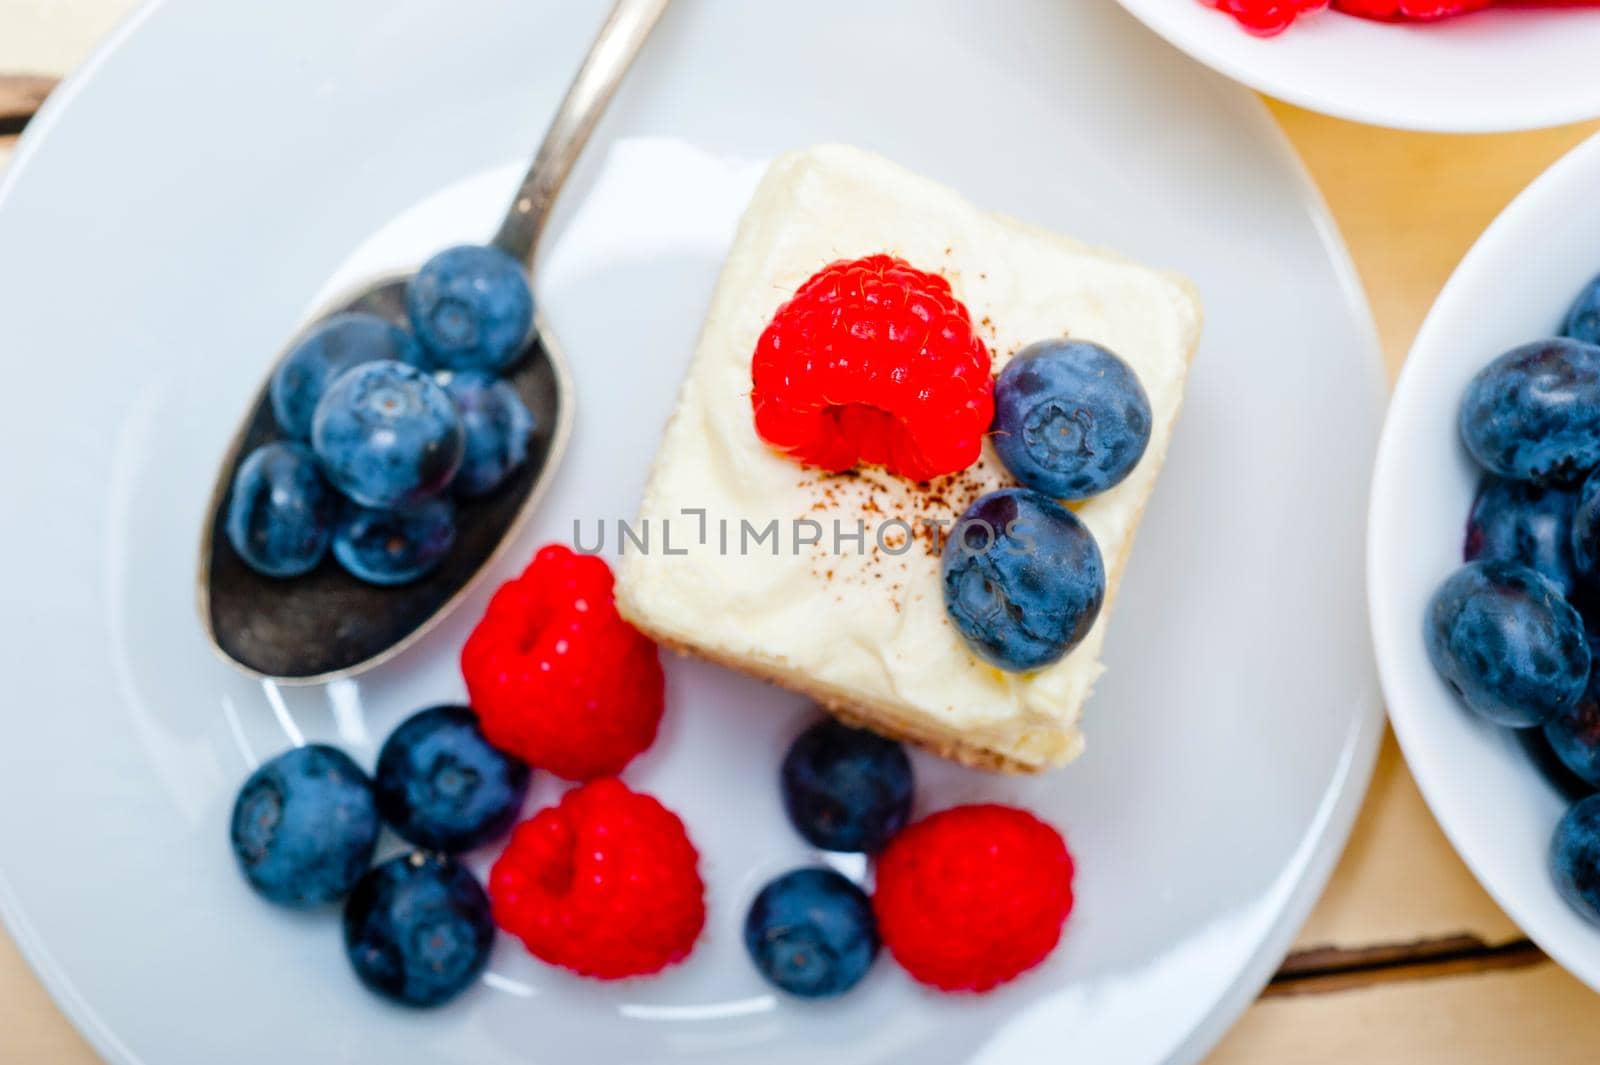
left=623, top=612, right=1043, bottom=775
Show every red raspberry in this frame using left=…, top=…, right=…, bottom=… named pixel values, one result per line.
left=750, top=254, right=994, bottom=482
left=1332, top=0, right=1491, bottom=18
left=1208, top=0, right=1328, bottom=34
left=872, top=804, right=1074, bottom=993
left=489, top=778, right=706, bottom=979
left=460, top=544, right=664, bottom=781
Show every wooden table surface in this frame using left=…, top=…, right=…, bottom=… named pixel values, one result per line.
left=6, top=7, right=1600, bottom=1061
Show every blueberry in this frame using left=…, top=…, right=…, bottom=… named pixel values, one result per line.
left=343, top=852, right=493, bottom=1008
left=780, top=718, right=912, bottom=853
left=406, top=245, right=533, bottom=372
left=311, top=360, right=464, bottom=509
left=1552, top=794, right=1600, bottom=925
left=1518, top=727, right=1597, bottom=803
left=1460, top=338, right=1600, bottom=484
left=941, top=487, right=1105, bottom=672
left=1564, top=274, right=1600, bottom=346
left=332, top=498, right=456, bottom=586
left=991, top=340, right=1152, bottom=500
left=437, top=370, right=535, bottom=497
left=1571, top=467, right=1600, bottom=589
left=1424, top=561, right=1590, bottom=728
left=224, top=442, right=335, bottom=578
left=374, top=705, right=530, bottom=852
left=1463, top=475, right=1579, bottom=597
left=1545, top=690, right=1600, bottom=791
left=270, top=312, right=422, bottom=440
left=229, top=745, right=379, bottom=907
left=743, top=868, right=878, bottom=998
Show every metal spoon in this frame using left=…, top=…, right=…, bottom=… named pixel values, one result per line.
left=198, top=0, right=671, bottom=683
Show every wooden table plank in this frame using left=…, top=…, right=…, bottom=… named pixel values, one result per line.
left=1265, top=100, right=1600, bottom=380
left=1211, top=961, right=1600, bottom=1064
left=0, top=75, right=53, bottom=133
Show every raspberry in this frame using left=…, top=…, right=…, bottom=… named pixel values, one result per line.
left=872, top=804, right=1074, bottom=992
left=489, top=779, right=706, bottom=979
left=1334, top=0, right=1491, bottom=18
left=1207, top=0, right=1328, bottom=34
left=460, top=544, right=664, bottom=781
left=750, top=254, right=994, bottom=482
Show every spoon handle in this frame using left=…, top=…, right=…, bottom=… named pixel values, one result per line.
left=492, top=0, right=671, bottom=268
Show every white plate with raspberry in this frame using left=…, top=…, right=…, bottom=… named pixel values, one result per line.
left=0, top=0, right=1383, bottom=1062
left=1116, top=0, right=1600, bottom=132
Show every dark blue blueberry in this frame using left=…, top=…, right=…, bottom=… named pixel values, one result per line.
left=991, top=340, right=1151, bottom=500
left=437, top=371, right=534, bottom=497
left=780, top=718, right=912, bottom=853
left=374, top=705, right=530, bottom=852
left=1571, top=467, right=1600, bottom=589
left=270, top=312, right=422, bottom=440
left=343, top=852, right=493, bottom=1007
left=1551, top=794, right=1600, bottom=925
left=1518, top=726, right=1597, bottom=804
left=743, top=868, right=878, bottom=998
left=229, top=744, right=379, bottom=907
left=1545, top=692, right=1600, bottom=792
left=1424, top=560, right=1590, bottom=728
left=406, top=245, right=533, bottom=372
left=941, top=488, right=1105, bottom=672
left=311, top=360, right=464, bottom=509
left=224, top=441, right=335, bottom=578
left=332, top=498, right=456, bottom=586
left=1463, top=475, right=1578, bottom=597
left=1564, top=274, right=1600, bottom=346
left=1460, top=338, right=1600, bottom=484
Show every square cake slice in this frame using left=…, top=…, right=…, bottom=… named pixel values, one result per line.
left=614, top=144, right=1201, bottom=772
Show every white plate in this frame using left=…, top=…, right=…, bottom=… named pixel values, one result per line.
left=1372, top=131, right=1600, bottom=993
left=1116, top=0, right=1600, bottom=132
left=0, top=1, right=1385, bottom=1062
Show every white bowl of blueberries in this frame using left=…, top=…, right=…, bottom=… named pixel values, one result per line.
left=1371, top=130, right=1600, bottom=989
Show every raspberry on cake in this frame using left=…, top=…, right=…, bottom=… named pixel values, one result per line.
left=752, top=254, right=993, bottom=481
left=614, top=145, right=1201, bottom=772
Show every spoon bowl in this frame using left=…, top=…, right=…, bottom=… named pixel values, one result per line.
left=197, top=0, right=666, bottom=682
left=198, top=274, right=574, bottom=681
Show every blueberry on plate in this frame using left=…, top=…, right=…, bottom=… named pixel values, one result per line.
left=332, top=498, right=457, bottom=586
left=781, top=718, right=912, bottom=853
left=224, top=441, right=335, bottom=578
left=1464, top=475, right=1578, bottom=598
left=1424, top=560, right=1590, bottom=728
left=1459, top=338, right=1600, bottom=484
left=229, top=745, right=379, bottom=907
left=991, top=339, right=1152, bottom=500
left=437, top=370, right=535, bottom=497
left=743, top=868, right=878, bottom=998
left=270, top=312, right=422, bottom=440
left=374, top=705, right=530, bottom=852
left=1552, top=794, right=1600, bottom=925
left=406, top=244, right=533, bottom=373
left=1565, top=273, right=1600, bottom=346
left=311, top=360, right=464, bottom=509
left=941, top=487, right=1105, bottom=672
left=343, top=851, right=494, bottom=1008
